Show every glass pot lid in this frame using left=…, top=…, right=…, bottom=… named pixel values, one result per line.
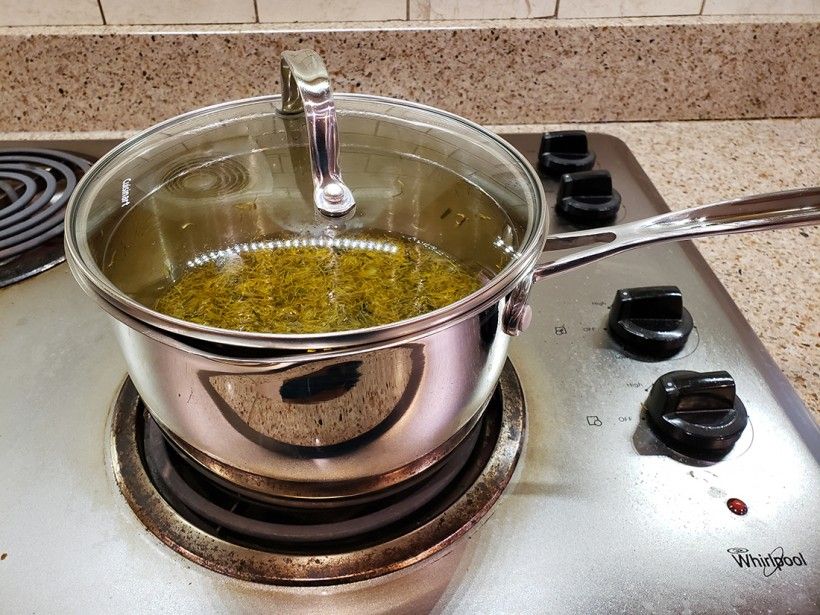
left=64, top=51, right=545, bottom=350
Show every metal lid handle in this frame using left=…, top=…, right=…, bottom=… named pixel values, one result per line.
left=280, top=49, right=355, bottom=218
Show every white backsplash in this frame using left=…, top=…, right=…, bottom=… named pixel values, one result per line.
left=0, top=0, right=816, bottom=26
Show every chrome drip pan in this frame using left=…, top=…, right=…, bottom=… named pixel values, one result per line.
left=110, top=361, right=525, bottom=585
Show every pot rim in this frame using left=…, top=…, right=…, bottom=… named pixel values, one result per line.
left=64, top=92, right=547, bottom=350
left=83, top=276, right=514, bottom=364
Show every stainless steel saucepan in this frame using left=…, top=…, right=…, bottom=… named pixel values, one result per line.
left=64, top=50, right=820, bottom=501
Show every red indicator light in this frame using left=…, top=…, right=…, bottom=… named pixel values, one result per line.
left=727, top=498, right=748, bottom=516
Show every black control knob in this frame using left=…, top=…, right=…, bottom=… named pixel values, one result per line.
left=538, top=130, right=595, bottom=177
left=608, top=286, right=693, bottom=358
left=556, top=170, right=621, bottom=225
left=645, top=370, right=748, bottom=457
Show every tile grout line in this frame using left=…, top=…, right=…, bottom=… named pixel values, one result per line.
left=96, top=0, right=106, bottom=25
left=700, top=0, right=707, bottom=15
left=253, top=0, right=260, bottom=23
left=554, top=0, right=561, bottom=18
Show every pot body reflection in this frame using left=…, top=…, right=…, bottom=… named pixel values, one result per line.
left=108, top=299, right=509, bottom=499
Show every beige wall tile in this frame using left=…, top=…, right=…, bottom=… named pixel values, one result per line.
left=259, top=0, right=406, bottom=22
left=703, top=0, right=820, bottom=14
left=558, top=1, right=702, bottom=18
left=101, top=0, right=255, bottom=25
left=0, top=0, right=102, bottom=25
left=409, top=0, right=556, bottom=20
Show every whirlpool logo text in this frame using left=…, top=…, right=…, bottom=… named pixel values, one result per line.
left=728, top=547, right=808, bottom=577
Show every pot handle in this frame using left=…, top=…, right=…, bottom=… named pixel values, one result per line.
left=533, top=186, right=820, bottom=281
left=280, top=49, right=355, bottom=218
left=503, top=186, right=820, bottom=335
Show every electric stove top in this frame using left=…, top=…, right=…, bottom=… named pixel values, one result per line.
left=0, top=133, right=817, bottom=613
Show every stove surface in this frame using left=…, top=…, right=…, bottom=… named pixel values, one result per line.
left=0, top=133, right=817, bottom=613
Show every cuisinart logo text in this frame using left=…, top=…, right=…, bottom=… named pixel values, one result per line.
left=728, top=547, right=808, bottom=577
left=121, top=178, right=132, bottom=207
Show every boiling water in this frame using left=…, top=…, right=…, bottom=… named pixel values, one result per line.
left=96, top=144, right=526, bottom=327
left=153, top=231, right=482, bottom=334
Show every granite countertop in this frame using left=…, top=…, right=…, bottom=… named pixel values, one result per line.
left=1, top=16, right=817, bottom=132
left=6, top=117, right=818, bottom=417
left=492, top=118, right=819, bottom=417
